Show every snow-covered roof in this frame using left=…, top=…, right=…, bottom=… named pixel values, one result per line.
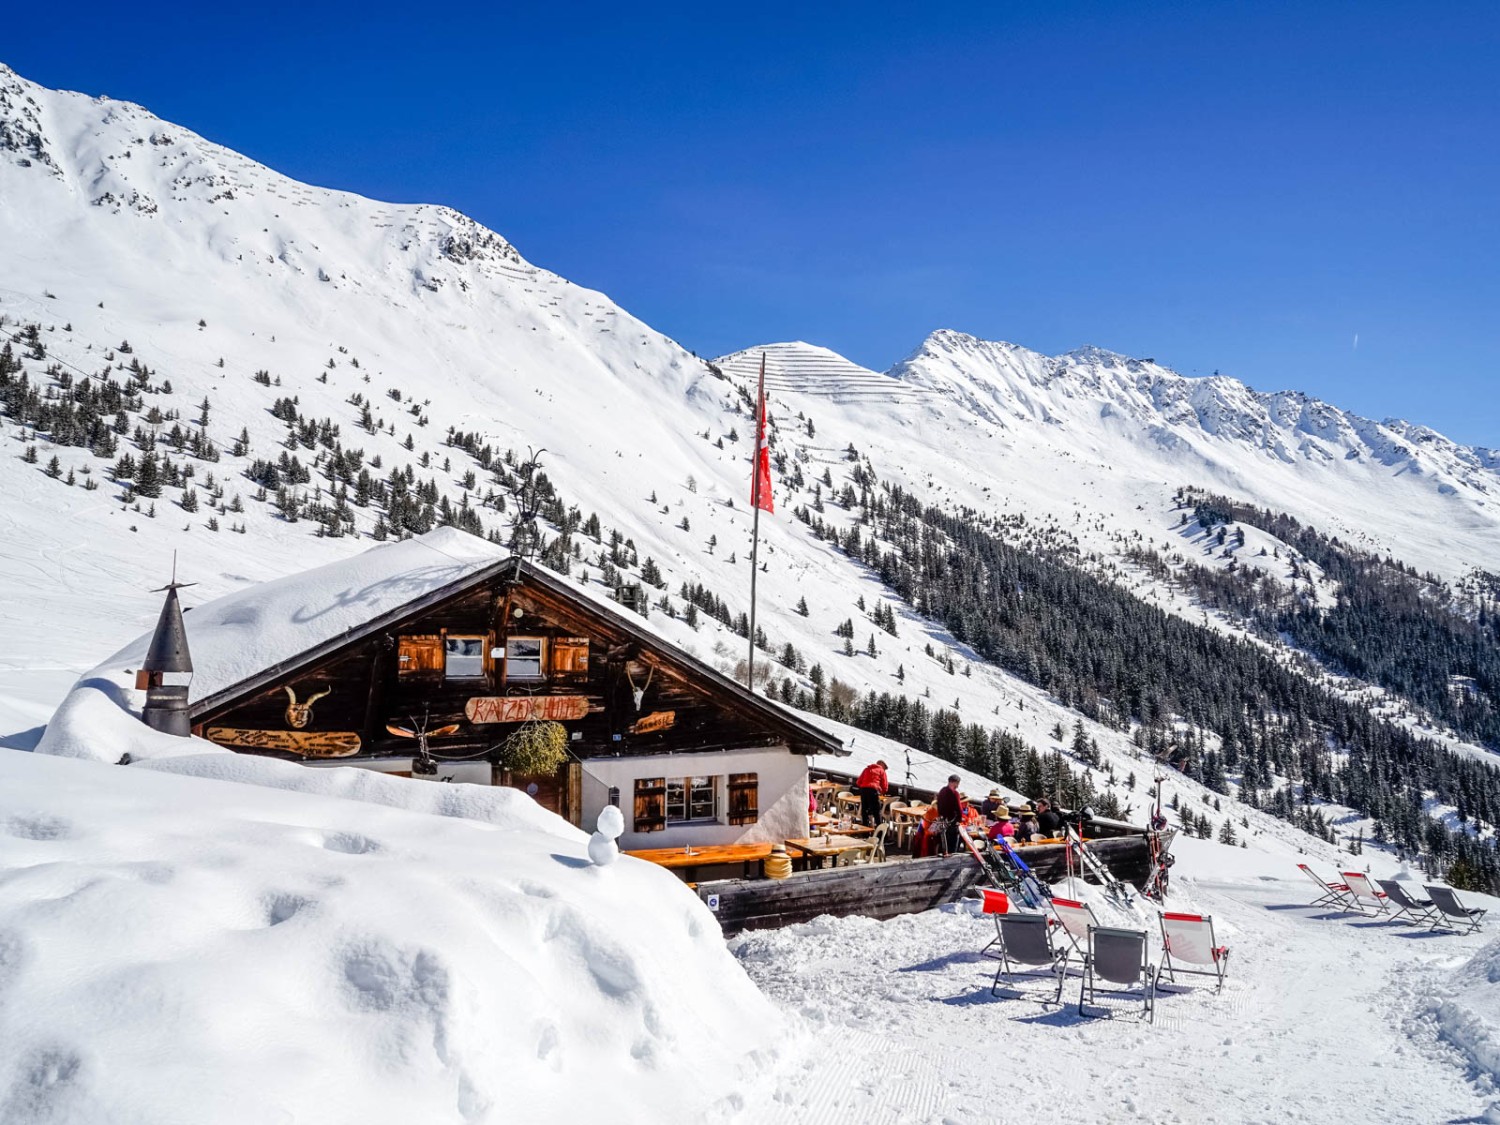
left=41, top=527, right=843, bottom=759
left=102, top=527, right=511, bottom=707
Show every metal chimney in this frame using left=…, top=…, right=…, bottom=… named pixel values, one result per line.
left=138, top=576, right=195, bottom=737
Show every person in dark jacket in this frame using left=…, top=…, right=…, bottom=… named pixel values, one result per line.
left=935, top=775, right=963, bottom=854
left=854, top=759, right=889, bottom=826
left=1034, top=798, right=1065, bottom=838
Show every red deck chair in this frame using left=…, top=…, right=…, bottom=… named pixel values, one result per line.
left=967, top=886, right=1012, bottom=959
left=1297, top=863, right=1354, bottom=909
left=1050, top=896, right=1100, bottom=953
left=1340, top=872, right=1392, bottom=917
left=1158, top=911, right=1230, bottom=993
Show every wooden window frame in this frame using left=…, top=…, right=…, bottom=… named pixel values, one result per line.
left=503, top=635, right=547, bottom=682
left=443, top=633, right=490, bottom=680
left=633, top=776, right=666, bottom=834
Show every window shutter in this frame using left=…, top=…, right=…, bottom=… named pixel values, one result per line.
left=550, top=637, right=590, bottom=679
left=397, top=635, right=444, bottom=676
left=728, top=773, right=759, bottom=826
left=633, top=777, right=666, bottom=833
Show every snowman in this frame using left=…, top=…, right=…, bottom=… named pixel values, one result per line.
left=588, top=805, right=625, bottom=866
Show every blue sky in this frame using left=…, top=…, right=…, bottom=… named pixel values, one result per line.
left=8, top=2, right=1499, bottom=444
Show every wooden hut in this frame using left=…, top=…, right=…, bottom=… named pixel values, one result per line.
left=165, top=529, right=845, bottom=851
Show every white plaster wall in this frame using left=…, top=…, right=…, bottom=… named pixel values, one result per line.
left=580, top=747, right=810, bottom=851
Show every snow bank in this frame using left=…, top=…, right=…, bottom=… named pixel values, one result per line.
left=0, top=750, right=784, bottom=1124
left=1437, top=938, right=1500, bottom=1089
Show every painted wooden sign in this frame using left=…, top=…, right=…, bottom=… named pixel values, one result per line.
left=206, top=727, right=362, bottom=757
left=631, top=710, right=677, bottom=734
left=464, top=694, right=591, bottom=724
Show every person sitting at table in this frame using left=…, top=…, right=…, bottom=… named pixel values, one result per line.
left=980, top=789, right=1008, bottom=818
left=910, top=804, right=941, bottom=859
left=854, top=759, right=890, bottom=827
left=1035, top=798, right=1065, bottom=839
left=1011, top=804, right=1038, bottom=842
left=987, top=812, right=1015, bottom=842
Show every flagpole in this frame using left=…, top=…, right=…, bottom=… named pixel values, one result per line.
left=747, top=353, right=765, bottom=691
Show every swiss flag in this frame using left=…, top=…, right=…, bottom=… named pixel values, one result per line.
left=752, top=358, right=774, bottom=513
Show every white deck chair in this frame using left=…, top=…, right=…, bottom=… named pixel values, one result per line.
left=1375, top=880, right=1438, bottom=926
left=1049, top=896, right=1100, bottom=953
left=1297, top=863, right=1354, bottom=909
left=990, top=912, right=1069, bottom=1004
left=1340, top=871, right=1392, bottom=916
left=1423, top=885, right=1488, bottom=935
left=1159, top=911, right=1230, bottom=993
left=1079, top=925, right=1158, bottom=1023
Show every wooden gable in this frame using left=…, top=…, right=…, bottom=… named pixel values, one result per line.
left=191, top=561, right=842, bottom=768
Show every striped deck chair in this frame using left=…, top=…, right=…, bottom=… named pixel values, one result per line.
left=1079, top=925, right=1158, bottom=1023
left=1375, top=880, right=1438, bottom=926
left=990, top=912, right=1069, bottom=1005
left=1159, top=911, right=1230, bottom=993
left=1424, top=885, right=1487, bottom=935
left=1341, top=871, right=1392, bottom=916
left=1297, top=863, right=1353, bottom=909
left=1050, top=896, right=1100, bottom=953
left=967, top=886, right=1012, bottom=959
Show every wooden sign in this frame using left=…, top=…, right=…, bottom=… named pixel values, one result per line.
left=464, top=695, right=591, bottom=724
left=206, top=727, right=362, bottom=758
left=631, top=710, right=677, bottom=734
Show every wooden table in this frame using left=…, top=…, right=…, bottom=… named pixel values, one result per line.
left=623, top=842, right=772, bottom=879
left=887, top=803, right=929, bottom=848
left=784, top=834, right=877, bottom=869
left=810, top=814, right=875, bottom=837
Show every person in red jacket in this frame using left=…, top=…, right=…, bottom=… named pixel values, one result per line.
left=854, top=759, right=889, bottom=826
left=934, top=774, right=963, bottom=854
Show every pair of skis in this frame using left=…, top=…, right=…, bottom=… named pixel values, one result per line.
left=1065, top=825, right=1134, bottom=904
left=958, top=825, right=1051, bottom=909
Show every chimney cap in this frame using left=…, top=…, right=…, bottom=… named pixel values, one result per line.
left=142, top=583, right=194, bottom=674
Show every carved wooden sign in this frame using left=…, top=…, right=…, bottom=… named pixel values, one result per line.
left=631, top=710, right=677, bottom=734
left=464, top=695, right=591, bottom=724
left=206, top=727, right=362, bottom=757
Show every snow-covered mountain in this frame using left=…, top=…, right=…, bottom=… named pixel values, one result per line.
left=716, top=333, right=1500, bottom=584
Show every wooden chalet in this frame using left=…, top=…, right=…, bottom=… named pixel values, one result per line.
left=166, top=529, right=845, bottom=850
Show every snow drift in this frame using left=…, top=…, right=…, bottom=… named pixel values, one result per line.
left=0, top=750, right=785, bottom=1124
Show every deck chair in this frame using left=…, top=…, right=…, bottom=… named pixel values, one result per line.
left=967, top=886, right=1012, bottom=959
left=990, top=912, right=1068, bottom=1004
left=1049, top=896, right=1100, bottom=953
left=1079, top=925, right=1158, bottom=1022
left=1340, top=872, right=1392, bottom=916
left=1080, top=930, right=1158, bottom=1026
left=1297, top=863, right=1353, bottom=909
left=1424, top=885, right=1488, bottom=935
left=1158, top=912, right=1230, bottom=993
left=1375, top=880, right=1437, bottom=926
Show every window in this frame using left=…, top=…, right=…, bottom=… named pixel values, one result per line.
left=444, top=634, right=487, bottom=679
left=504, top=636, right=545, bottom=681
left=666, top=776, right=717, bottom=824
left=397, top=635, right=443, bottom=676
left=633, top=777, right=666, bottom=834
left=635, top=775, right=726, bottom=832
left=727, top=773, right=759, bottom=825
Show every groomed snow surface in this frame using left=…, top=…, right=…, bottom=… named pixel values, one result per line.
left=3, top=747, right=1498, bottom=1124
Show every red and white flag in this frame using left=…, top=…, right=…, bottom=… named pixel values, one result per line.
left=751, top=356, right=774, bottom=513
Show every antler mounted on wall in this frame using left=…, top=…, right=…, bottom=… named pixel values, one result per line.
left=283, top=685, right=331, bottom=729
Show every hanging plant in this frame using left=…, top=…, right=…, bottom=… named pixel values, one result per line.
left=502, top=719, right=568, bottom=775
